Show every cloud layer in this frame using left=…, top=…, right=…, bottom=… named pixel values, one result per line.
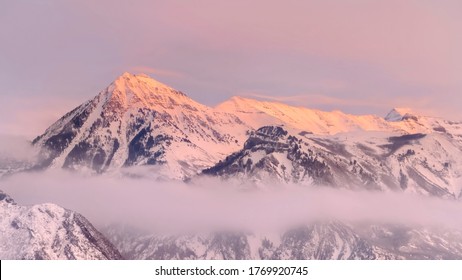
left=2, top=171, right=462, bottom=233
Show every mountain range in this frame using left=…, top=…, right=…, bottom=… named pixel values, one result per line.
left=3, top=72, right=462, bottom=259
left=30, top=72, right=462, bottom=198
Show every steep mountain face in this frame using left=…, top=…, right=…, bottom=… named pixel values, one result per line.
left=203, top=126, right=462, bottom=198
left=203, top=126, right=334, bottom=186
left=32, top=73, right=249, bottom=179
left=0, top=190, right=121, bottom=260
left=104, top=222, right=462, bottom=260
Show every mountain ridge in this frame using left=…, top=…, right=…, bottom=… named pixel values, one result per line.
left=29, top=73, right=462, bottom=192
left=0, top=190, right=122, bottom=260
left=5, top=73, right=462, bottom=260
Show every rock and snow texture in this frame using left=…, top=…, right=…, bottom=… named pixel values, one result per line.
left=6, top=73, right=462, bottom=260
left=32, top=72, right=249, bottom=180
left=203, top=126, right=462, bottom=198
left=104, top=222, right=462, bottom=260
left=31, top=73, right=462, bottom=187
left=0, top=190, right=121, bottom=260
left=385, top=108, right=415, bottom=122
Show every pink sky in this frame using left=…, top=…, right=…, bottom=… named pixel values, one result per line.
left=1, top=0, right=462, bottom=136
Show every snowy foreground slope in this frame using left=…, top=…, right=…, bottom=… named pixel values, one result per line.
left=0, top=190, right=121, bottom=260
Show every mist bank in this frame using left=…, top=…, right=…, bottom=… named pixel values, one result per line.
left=1, top=170, right=461, bottom=234
left=0, top=134, right=38, bottom=162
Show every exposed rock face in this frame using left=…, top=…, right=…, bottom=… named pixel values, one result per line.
left=203, top=126, right=334, bottom=186
left=203, top=125, right=462, bottom=198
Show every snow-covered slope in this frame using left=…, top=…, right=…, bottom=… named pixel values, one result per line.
left=33, top=73, right=250, bottom=179
left=203, top=126, right=462, bottom=198
left=217, top=96, right=397, bottom=135
left=0, top=190, right=121, bottom=260
left=217, top=97, right=462, bottom=136
left=385, top=108, right=415, bottom=122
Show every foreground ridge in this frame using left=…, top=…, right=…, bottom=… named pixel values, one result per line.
left=0, top=190, right=122, bottom=260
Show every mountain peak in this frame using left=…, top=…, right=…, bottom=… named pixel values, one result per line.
left=103, top=72, right=197, bottom=112
left=113, top=72, right=177, bottom=92
left=385, top=108, right=416, bottom=122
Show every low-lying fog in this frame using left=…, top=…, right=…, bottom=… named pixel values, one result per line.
left=2, top=169, right=462, bottom=233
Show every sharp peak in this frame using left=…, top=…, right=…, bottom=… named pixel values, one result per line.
left=100, top=71, right=199, bottom=111
left=385, top=107, right=417, bottom=122
left=106, top=71, right=189, bottom=98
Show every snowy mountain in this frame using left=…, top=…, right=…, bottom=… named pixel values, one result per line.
left=32, top=73, right=249, bottom=180
left=203, top=126, right=462, bottom=198
left=30, top=73, right=462, bottom=197
left=0, top=190, right=121, bottom=260
left=30, top=73, right=461, bottom=178
left=216, top=96, right=397, bottom=135
left=384, top=108, right=415, bottom=122
left=6, top=73, right=462, bottom=260
left=216, top=97, right=462, bottom=136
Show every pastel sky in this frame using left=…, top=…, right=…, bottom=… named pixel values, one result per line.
left=1, top=0, right=462, bottom=136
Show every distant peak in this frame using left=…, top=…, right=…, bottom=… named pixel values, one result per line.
left=385, top=108, right=415, bottom=122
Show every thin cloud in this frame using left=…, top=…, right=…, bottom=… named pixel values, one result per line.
left=0, top=134, right=38, bottom=162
